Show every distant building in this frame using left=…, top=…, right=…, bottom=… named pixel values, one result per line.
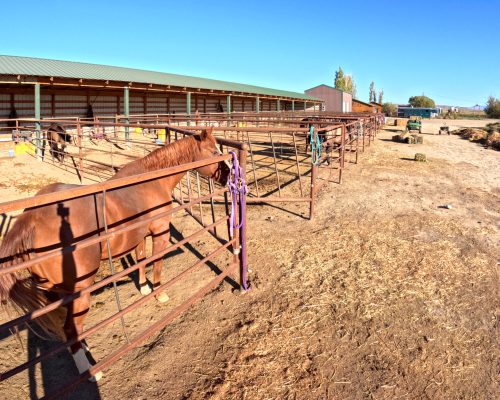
left=370, top=102, right=383, bottom=113
left=397, top=105, right=441, bottom=118
left=352, top=99, right=377, bottom=113
left=304, top=84, right=352, bottom=112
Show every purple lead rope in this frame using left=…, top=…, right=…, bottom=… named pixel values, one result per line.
left=228, top=150, right=250, bottom=290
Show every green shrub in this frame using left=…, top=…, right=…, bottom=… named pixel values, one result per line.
left=382, top=102, right=397, bottom=116
left=484, top=96, right=500, bottom=118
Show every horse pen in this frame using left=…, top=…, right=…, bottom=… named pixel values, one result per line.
left=0, top=111, right=383, bottom=398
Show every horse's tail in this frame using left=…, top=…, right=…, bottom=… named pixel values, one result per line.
left=0, top=215, right=62, bottom=339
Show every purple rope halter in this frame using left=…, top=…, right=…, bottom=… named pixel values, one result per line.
left=228, top=150, right=250, bottom=291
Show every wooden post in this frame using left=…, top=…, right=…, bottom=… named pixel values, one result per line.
left=227, top=94, right=231, bottom=114
left=51, top=94, right=55, bottom=117
left=186, top=92, right=191, bottom=126
left=277, top=99, right=281, bottom=112
left=256, top=96, right=260, bottom=113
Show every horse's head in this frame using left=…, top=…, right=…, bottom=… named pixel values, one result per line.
left=194, top=128, right=230, bottom=186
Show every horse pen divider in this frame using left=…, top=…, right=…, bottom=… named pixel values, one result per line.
left=0, top=145, right=249, bottom=398
left=0, top=111, right=381, bottom=396
left=1, top=112, right=382, bottom=219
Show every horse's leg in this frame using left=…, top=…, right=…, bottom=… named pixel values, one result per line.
left=151, top=229, right=170, bottom=303
left=60, top=143, right=66, bottom=164
left=135, top=239, right=151, bottom=295
left=65, top=293, right=102, bottom=382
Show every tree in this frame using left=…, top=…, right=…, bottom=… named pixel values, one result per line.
left=344, top=74, right=354, bottom=93
left=369, top=82, right=376, bottom=103
left=382, top=102, right=397, bottom=116
left=352, top=83, right=358, bottom=99
left=378, top=90, right=384, bottom=104
left=408, top=95, right=436, bottom=108
left=484, top=96, right=500, bottom=118
left=334, top=67, right=346, bottom=91
left=334, top=67, right=356, bottom=97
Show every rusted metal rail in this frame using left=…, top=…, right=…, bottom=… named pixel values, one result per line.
left=0, top=145, right=249, bottom=398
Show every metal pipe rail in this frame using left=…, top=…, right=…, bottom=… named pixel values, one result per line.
left=0, top=151, right=249, bottom=399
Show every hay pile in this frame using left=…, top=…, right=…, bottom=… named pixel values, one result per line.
left=392, top=134, right=423, bottom=144
left=194, top=214, right=498, bottom=400
left=451, top=127, right=500, bottom=150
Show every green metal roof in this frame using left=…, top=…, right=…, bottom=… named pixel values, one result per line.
left=0, top=55, right=320, bottom=101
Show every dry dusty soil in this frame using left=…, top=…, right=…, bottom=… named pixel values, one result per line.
left=0, top=118, right=499, bottom=399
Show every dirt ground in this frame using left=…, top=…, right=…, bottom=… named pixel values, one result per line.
left=0, top=118, right=499, bottom=399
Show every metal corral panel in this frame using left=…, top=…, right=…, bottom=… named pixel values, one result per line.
left=0, top=55, right=320, bottom=101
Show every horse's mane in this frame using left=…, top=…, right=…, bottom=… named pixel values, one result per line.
left=139, top=135, right=200, bottom=172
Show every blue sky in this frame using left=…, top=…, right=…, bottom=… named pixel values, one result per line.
left=1, top=0, right=499, bottom=106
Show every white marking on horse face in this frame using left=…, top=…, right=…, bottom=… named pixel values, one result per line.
left=139, top=250, right=143, bottom=256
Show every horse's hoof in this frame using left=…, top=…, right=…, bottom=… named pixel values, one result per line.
left=155, top=291, right=169, bottom=303
left=140, top=284, right=152, bottom=296
left=89, top=371, right=103, bottom=382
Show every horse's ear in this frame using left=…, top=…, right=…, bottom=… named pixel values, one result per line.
left=199, top=127, right=213, bottom=141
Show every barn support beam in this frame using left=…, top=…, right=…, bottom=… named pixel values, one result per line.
left=34, top=83, right=42, bottom=158
left=186, top=92, right=191, bottom=115
left=227, top=95, right=231, bottom=114
left=292, top=100, right=295, bottom=111
left=304, top=101, right=307, bottom=111
left=256, top=96, right=260, bottom=113
left=124, top=86, right=130, bottom=141
left=186, top=92, right=191, bottom=126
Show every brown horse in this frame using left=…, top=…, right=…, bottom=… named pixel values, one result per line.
left=0, top=128, right=229, bottom=381
left=43, top=123, right=72, bottom=163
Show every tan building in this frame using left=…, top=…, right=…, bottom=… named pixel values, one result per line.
left=305, top=84, right=352, bottom=112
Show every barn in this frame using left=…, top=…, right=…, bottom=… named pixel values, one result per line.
left=304, top=84, right=352, bottom=112
left=0, top=55, right=322, bottom=124
left=352, top=98, right=377, bottom=113
left=370, top=101, right=383, bottom=113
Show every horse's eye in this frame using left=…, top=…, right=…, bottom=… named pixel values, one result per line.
left=213, top=150, right=220, bottom=156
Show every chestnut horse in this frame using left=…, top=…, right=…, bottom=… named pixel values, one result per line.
left=0, top=128, right=229, bottom=381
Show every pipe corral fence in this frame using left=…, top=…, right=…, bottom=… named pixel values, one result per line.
left=1, top=111, right=383, bottom=218
left=0, top=111, right=383, bottom=397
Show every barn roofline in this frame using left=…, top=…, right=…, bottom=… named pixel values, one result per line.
left=0, top=55, right=322, bottom=102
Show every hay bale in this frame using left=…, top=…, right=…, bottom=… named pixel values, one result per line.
left=412, top=135, right=424, bottom=144
left=414, top=153, right=427, bottom=162
left=406, top=136, right=416, bottom=144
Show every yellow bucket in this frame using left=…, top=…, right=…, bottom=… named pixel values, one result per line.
left=14, top=142, right=35, bottom=156
left=157, top=129, right=166, bottom=142
left=135, top=127, right=142, bottom=134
